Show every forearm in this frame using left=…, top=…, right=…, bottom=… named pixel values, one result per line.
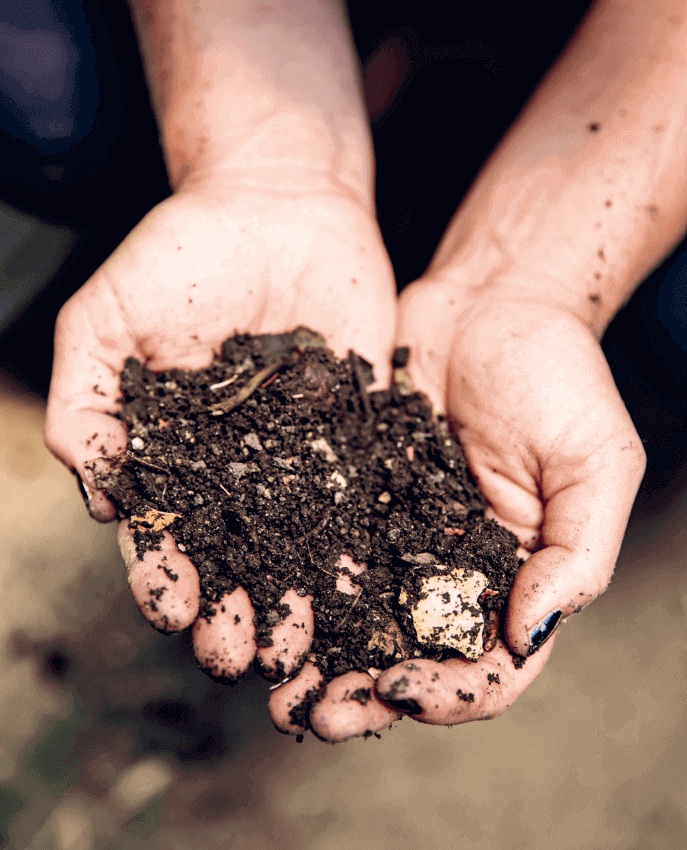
left=430, top=0, right=687, bottom=335
left=127, top=0, right=373, bottom=202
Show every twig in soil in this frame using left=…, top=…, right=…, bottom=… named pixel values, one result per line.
left=261, top=371, right=281, bottom=389
left=305, top=541, right=337, bottom=578
left=125, top=452, right=170, bottom=474
left=348, top=350, right=373, bottom=423
left=312, top=508, right=333, bottom=535
left=336, top=586, right=363, bottom=630
left=296, top=508, right=333, bottom=542
left=209, top=375, right=239, bottom=391
left=209, top=357, right=289, bottom=415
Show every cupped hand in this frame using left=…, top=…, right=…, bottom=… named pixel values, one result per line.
left=45, top=184, right=401, bottom=739
left=374, top=275, right=646, bottom=723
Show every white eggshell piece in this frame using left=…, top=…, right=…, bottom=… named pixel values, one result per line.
left=399, top=568, right=489, bottom=661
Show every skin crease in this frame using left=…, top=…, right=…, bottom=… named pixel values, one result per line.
left=45, top=0, right=687, bottom=739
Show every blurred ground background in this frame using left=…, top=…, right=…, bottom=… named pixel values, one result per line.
left=1, top=2, right=686, bottom=848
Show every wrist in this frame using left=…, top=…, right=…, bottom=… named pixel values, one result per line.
left=128, top=0, right=374, bottom=205
left=422, top=1, right=687, bottom=339
left=424, top=231, right=632, bottom=340
left=169, top=108, right=374, bottom=207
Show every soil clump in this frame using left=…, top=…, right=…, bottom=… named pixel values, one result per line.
left=91, top=329, right=521, bottom=684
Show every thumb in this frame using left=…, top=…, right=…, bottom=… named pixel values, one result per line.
left=44, top=283, right=130, bottom=521
left=442, top=302, right=647, bottom=657
left=503, top=425, right=646, bottom=657
left=44, top=406, right=127, bottom=522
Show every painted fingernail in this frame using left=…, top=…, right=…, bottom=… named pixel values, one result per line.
left=74, top=471, right=93, bottom=512
left=383, top=697, right=421, bottom=715
left=528, top=610, right=563, bottom=656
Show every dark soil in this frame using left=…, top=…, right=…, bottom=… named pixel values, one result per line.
left=91, top=328, right=521, bottom=684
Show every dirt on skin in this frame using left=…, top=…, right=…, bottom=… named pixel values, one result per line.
left=90, top=328, right=522, bottom=687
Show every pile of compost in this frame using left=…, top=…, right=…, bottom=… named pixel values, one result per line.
left=91, top=328, right=521, bottom=684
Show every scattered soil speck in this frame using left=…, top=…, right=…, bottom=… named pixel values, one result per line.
left=350, top=687, right=372, bottom=705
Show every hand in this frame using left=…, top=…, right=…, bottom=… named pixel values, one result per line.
left=45, top=184, right=402, bottom=739
left=373, top=274, right=646, bottom=723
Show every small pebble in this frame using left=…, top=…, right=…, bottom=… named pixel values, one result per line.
left=244, top=432, right=264, bottom=451
left=311, top=438, right=338, bottom=464
left=328, top=471, right=347, bottom=490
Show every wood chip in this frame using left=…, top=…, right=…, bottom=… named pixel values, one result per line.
left=398, top=567, right=489, bottom=660
left=130, top=509, right=180, bottom=532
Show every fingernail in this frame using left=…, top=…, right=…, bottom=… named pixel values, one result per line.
left=74, top=471, right=93, bottom=512
left=383, top=697, right=421, bottom=715
left=528, top=610, right=563, bottom=656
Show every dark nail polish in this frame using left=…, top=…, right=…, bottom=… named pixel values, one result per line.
left=74, top=471, right=92, bottom=509
left=384, top=697, right=421, bottom=715
left=528, top=610, right=563, bottom=656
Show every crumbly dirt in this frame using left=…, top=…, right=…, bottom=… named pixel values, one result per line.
left=91, top=328, right=521, bottom=684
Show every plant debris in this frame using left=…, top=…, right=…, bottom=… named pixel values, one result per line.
left=90, top=328, right=521, bottom=684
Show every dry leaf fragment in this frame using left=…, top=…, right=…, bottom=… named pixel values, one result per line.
left=398, top=567, right=489, bottom=661
left=129, top=509, right=180, bottom=532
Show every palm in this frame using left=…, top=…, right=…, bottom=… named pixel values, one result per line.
left=371, top=279, right=646, bottom=724
left=46, top=188, right=396, bottom=492
left=45, top=186, right=400, bottom=739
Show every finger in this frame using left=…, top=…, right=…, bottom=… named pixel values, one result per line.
left=375, top=637, right=555, bottom=725
left=258, top=554, right=363, bottom=682
left=192, top=587, right=257, bottom=682
left=309, top=671, right=402, bottom=742
left=304, top=553, right=403, bottom=740
left=336, top=551, right=366, bottom=593
left=445, top=309, right=646, bottom=656
left=117, top=521, right=200, bottom=632
left=269, top=553, right=401, bottom=739
left=79, top=448, right=126, bottom=522
left=501, top=426, right=646, bottom=657
left=255, top=589, right=314, bottom=680
left=45, top=282, right=132, bottom=521
left=268, top=662, right=325, bottom=735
